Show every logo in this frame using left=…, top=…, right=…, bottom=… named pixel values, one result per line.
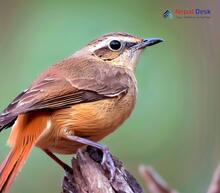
left=163, top=10, right=173, bottom=19
left=163, top=8, right=211, bottom=19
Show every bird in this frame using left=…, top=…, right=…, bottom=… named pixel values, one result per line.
left=0, top=32, right=162, bottom=192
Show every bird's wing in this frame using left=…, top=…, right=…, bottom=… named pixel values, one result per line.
left=0, top=59, right=131, bottom=131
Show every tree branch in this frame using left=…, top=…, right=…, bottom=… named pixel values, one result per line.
left=61, top=147, right=220, bottom=193
left=138, top=165, right=179, bottom=193
left=62, top=147, right=144, bottom=193
left=207, top=163, right=220, bottom=193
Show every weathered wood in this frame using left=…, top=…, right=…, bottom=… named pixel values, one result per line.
left=62, top=146, right=144, bottom=193
left=61, top=146, right=220, bottom=193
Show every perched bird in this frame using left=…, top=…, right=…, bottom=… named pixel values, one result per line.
left=0, top=32, right=162, bottom=192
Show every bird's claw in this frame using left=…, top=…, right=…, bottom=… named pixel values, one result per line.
left=101, top=147, right=116, bottom=181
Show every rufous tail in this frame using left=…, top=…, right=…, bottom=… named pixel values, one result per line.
left=0, top=112, right=50, bottom=193
left=0, top=143, right=34, bottom=193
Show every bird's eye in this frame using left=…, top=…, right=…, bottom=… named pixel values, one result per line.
left=108, top=40, right=122, bottom=51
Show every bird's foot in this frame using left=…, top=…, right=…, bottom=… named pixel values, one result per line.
left=66, top=135, right=116, bottom=180
left=101, top=146, right=116, bottom=181
left=87, top=145, right=116, bottom=181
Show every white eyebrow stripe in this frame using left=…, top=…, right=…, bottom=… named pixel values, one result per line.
left=89, top=37, right=112, bottom=52
left=89, top=36, right=137, bottom=52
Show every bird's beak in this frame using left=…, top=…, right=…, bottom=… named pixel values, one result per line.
left=135, top=38, right=163, bottom=50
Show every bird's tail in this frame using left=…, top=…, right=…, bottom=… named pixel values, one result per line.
left=0, top=143, right=34, bottom=193
left=0, top=111, right=51, bottom=193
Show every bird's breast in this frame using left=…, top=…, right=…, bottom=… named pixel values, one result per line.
left=54, top=87, right=136, bottom=136
left=37, top=87, right=136, bottom=154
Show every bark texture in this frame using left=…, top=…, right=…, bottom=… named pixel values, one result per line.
left=61, top=146, right=220, bottom=193
left=62, top=146, right=144, bottom=193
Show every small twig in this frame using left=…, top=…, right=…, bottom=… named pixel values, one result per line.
left=207, top=163, right=220, bottom=193
left=138, top=165, right=179, bottom=193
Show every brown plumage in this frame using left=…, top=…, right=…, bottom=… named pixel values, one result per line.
left=0, top=32, right=163, bottom=192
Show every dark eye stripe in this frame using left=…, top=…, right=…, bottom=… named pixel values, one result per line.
left=126, top=42, right=137, bottom=48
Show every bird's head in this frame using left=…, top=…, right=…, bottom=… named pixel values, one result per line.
left=77, top=32, right=163, bottom=71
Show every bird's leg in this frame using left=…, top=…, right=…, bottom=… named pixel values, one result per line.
left=43, top=149, right=72, bottom=174
left=66, top=135, right=116, bottom=180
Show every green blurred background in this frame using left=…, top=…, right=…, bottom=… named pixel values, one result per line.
left=0, top=0, right=219, bottom=192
